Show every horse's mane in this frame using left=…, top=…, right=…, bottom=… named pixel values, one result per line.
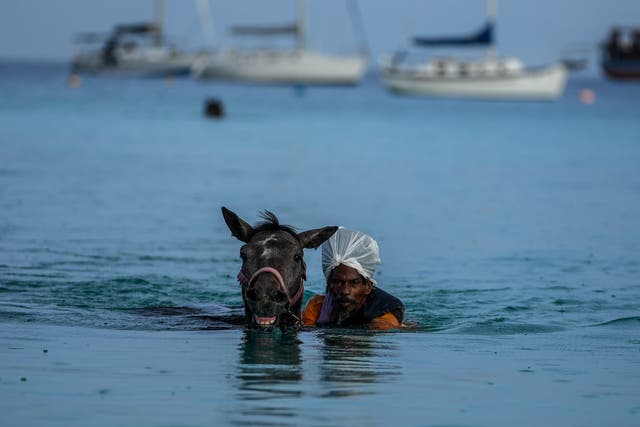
left=250, top=210, right=298, bottom=240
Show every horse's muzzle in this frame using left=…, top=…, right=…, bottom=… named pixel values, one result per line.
left=239, top=267, right=303, bottom=329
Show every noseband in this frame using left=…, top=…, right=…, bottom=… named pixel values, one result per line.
left=237, top=266, right=305, bottom=307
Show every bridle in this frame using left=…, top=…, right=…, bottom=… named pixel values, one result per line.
left=237, top=264, right=306, bottom=325
left=237, top=266, right=305, bottom=306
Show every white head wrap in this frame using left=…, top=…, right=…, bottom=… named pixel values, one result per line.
left=321, top=228, right=381, bottom=285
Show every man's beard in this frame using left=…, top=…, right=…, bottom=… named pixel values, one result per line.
left=335, top=302, right=356, bottom=325
left=333, top=294, right=361, bottom=325
left=336, top=309, right=351, bottom=325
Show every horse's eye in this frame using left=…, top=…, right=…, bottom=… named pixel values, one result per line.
left=294, top=254, right=302, bottom=263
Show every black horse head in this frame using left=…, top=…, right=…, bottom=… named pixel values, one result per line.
left=222, top=207, right=337, bottom=331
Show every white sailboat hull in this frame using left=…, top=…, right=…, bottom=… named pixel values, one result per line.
left=72, top=49, right=196, bottom=77
left=381, top=63, right=568, bottom=100
left=194, top=50, right=366, bottom=85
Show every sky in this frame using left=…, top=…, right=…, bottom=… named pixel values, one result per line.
left=1, top=0, right=639, bottom=72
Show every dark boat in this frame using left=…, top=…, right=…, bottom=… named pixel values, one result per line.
left=601, top=27, right=640, bottom=80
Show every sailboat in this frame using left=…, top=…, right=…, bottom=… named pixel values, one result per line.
left=380, top=0, right=568, bottom=100
left=71, top=0, right=196, bottom=77
left=192, top=0, right=367, bottom=85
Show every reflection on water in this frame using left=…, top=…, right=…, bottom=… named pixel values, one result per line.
left=318, top=330, right=402, bottom=398
left=229, top=329, right=402, bottom=426
left=231, top=330, right=303, bottom=426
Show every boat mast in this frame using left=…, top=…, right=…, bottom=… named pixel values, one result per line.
left=195, top=0, right=216, bottom=50
left=347, top=0, right=370, bottom=57
left=296, top=0, right=307, bottom=51
left=486, top=0, right=497, bottom=59
left=154, top=0, right=165, bottom=47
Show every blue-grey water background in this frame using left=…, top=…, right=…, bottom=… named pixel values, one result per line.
left=1, top=62, right=639, bottom=426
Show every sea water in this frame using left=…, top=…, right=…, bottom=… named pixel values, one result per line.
left=1, top=62, right=639, bottom=426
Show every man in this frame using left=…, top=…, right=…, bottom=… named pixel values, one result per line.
left=302, top=228, right=404, bottom=330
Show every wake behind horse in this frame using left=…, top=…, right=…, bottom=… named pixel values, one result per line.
left=222, top=207, right=337, bottom=331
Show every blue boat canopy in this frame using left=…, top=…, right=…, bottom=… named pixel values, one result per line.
left=412, top=21, right=494, bottom=47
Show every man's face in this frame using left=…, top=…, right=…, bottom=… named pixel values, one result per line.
left=328, top=264, right=373, bottom=318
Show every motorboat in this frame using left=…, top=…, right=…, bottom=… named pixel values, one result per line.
left=601, top=26, right=640, bottom=80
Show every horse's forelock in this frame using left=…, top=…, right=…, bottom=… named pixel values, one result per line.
left=249, top=210, right=299, bottom=241
left=257, top=210, right=280, bottom=226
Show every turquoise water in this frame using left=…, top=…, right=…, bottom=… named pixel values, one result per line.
left=1, top=62, right=640, bottom=426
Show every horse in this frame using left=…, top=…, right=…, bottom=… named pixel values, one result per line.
left=222, top=207, right=337, bottom=331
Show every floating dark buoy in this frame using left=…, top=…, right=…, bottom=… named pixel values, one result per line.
left=204, top=98, right=225, bottom=118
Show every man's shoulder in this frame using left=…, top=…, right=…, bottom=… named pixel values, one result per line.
left=369, top=287, right=403, bottom=307
left=364, top=287, right=404, bottom=323
left=302, top=294, right=325, bottom=327
left=306, top=294, right=325, bottom=307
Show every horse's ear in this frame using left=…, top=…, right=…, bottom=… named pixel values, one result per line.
left=221, top=207, right=253, bottom=243
left=298, top=226, right=338, bottom=249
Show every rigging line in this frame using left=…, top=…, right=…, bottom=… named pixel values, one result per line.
left=407, top=0, right=420, bottom=47
left=347, top=0, right=370, bottom=57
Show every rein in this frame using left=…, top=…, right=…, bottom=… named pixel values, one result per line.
left=237, top=266, right=305, bottom=307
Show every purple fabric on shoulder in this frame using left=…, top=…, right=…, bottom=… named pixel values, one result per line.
left=317, top=292, right=335, bottom=324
